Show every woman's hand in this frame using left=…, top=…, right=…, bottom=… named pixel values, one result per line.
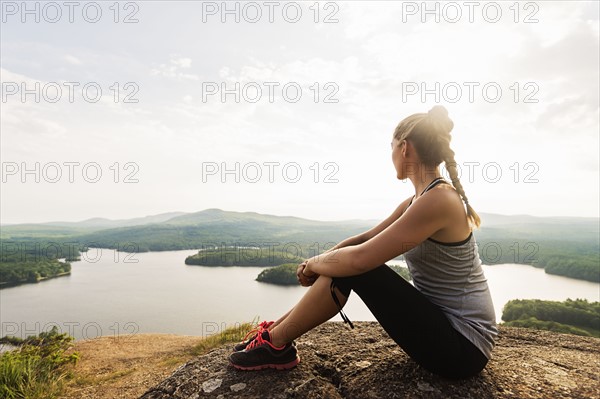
left=297, top=260, right=318, bottom=287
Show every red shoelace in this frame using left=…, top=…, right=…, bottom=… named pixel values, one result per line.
left=245, top=328, right=285, bottom=351
left=241, top=320, right=273, bottom=342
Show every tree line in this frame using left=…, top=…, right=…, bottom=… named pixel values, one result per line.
left=502, top=299, right=600, bottom=337
left=475, top=238, right=599, bottom=283
left=0, top=241, right=80, bottom=288
left=185, top=248, right=304, bottom=267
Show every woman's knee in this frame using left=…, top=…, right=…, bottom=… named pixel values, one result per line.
left=331, top=264, right=392, bottom=298
left=330, top=276, right=352, bottom=299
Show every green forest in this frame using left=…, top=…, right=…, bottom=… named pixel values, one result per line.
left=474, top=238, right=599, bottom=282
left=501, top=299, right=600, bottom=337
left=0, top=241, right=80, bottom=288
left=256, top=263, right=302, bottom=285
left=1, top=209, right=598, bottom=285
left=0, top=259, right=71, bottom=288
left=185, top=248, right=304, bottom=266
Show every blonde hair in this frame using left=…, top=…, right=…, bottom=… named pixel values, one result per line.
left=393, top=106, right=481, bottom=228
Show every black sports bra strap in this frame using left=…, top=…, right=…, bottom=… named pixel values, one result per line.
left=407, top=177, right=447, bottom=208
left=420, top=177, right=447, bottom=196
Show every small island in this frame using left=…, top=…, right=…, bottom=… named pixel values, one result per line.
left=185, top=248, right=303, bottom=266
left=256, top=263, right=412, bottom=285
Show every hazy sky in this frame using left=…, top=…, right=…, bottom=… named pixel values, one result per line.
left=1, top=1, right=599, bottom=224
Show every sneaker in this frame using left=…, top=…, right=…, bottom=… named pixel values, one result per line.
left=229, top=330, right=300, bottom=371
left=233, top=320, right=274, bottom=352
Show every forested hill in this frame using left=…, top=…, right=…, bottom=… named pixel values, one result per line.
left=1, top=209, right=598, bottom=282
left=473, top=215, right=598, bottom=282
left=69, top=209, right=373, bottom=252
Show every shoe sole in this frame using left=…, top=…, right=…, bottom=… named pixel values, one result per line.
left=230, top=356, right=300, bottom=371
left=232, top=340, right=297, bottom=353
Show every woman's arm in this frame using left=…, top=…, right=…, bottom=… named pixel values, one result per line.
left=305, top=188, right=454, bottom=277
left=297, top=197, right=413, bottom=286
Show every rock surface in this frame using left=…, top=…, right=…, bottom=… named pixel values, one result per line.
left=141, top=322, right=600, bottom=399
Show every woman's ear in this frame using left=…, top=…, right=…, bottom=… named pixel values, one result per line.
left=401, top=140, right=408, bottom=157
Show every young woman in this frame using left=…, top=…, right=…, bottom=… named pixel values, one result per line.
left=229, top=106, right=498, bottom=379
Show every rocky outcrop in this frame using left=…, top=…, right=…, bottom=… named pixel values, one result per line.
left=141, top=322, right=599, bottom=399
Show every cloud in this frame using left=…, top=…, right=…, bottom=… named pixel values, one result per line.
left=0, top=67, right=38, bottom=85
left=535, top=95, right=599, bottom=137
left=150, top=56, right=199, bottom=80
left=64, top=55, right=82, bottom=65
left=528, top=1, right=598, bottom=47
left=1, top=2, right=598, bottom=221
left=0, top=103, right=69, bottom=157
left=171, top=57, right=192, bottom=68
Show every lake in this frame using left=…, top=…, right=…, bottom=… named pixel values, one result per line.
left=1, top=249, right=598, bottom=341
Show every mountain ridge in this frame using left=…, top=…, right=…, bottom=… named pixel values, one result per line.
left=3, top=209, right=598, bottom=249
left=2, top=208, right=598, bottom=282
left=2, top=208, right=598, bottom=230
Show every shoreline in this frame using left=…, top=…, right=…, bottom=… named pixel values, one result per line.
left=0, top=271, right=71, bottom=290
left=93, top=247, right=600, bottom=284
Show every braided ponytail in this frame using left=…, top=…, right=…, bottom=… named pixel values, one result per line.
left=429, top=106, right=481, bottom=229
left=444, top=147, right=481, bottom=228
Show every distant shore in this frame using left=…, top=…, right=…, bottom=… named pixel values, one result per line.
left=0, top=271, right=71, bottom=290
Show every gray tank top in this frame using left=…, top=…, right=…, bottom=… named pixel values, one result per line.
left=402, top=178, right=498, bottom=359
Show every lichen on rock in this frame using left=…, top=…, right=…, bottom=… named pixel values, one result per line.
left=141, top=322, right=600, bottom=399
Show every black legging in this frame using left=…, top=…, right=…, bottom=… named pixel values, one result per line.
left=331, top=264, right=488, bottom=379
